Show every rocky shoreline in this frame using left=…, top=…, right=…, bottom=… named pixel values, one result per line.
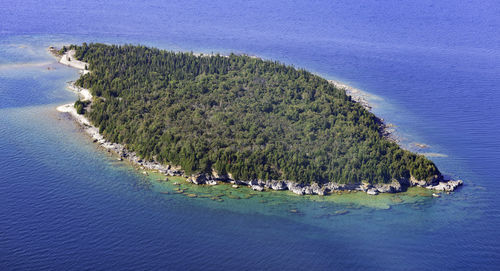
left=328, top=80, right=399, bottom=143
left=52, top=46, right=463, bottom=196
left=184, top=172, right=463, bottom=196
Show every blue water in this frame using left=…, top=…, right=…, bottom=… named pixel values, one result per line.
left=1, top=1, right=499, bottom=270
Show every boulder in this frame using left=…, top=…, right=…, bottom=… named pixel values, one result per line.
left=206, top=180, right=218, bottom=186
left=251, top=185, right=264, bottom=192
left=325, top=182, right=341, bottom=191
left=316, top=188, right=328, bottom=196
left=367, top=188, right=379, bottom=195
left=310, top=183, right=322, bottom=194
left=270, top=180, right=287, bottom=190
left=249, top=179, right=261, bottom=186
left=303, top=186, right=314, bottom=195
left=288, top=184, right=305, bottom=195
left=189, top=174, right=207, bottom=185
left=410, top=176, right=428, bottom=187
left=374, top=179, right=402, bottom=193
left=360, top=182, right=371, bottom=192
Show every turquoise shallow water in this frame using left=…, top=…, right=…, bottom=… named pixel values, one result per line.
left=1, top=1, right=499, bottom=270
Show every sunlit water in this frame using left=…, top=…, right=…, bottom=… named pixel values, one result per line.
left=0, top=1, right=499, bottom=269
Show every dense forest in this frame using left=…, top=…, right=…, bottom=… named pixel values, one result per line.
left=71, top=43, right=440, bottom=184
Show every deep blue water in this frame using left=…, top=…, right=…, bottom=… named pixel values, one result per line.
left=1, top=1, right=499, bottom=270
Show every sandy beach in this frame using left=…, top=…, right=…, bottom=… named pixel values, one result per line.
left=54, top=51, right=114, bottom=150
left=58, top=49, right=90, bottom=74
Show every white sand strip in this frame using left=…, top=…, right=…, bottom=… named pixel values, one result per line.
left=59, top=50, right=90, bottom=74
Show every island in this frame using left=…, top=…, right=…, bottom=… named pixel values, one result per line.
left=51, top=43, right=462, bottom=195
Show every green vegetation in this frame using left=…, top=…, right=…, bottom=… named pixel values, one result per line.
left=74, top=99, right=90, bottom=114
left=72, top=43, right=440, bottom=185
left=57, top=46, right=68, bottom=55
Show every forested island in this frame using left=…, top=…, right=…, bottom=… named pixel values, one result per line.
left=54, top=43, right=462, bottom=195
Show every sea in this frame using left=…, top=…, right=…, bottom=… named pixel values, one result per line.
left=0, top=1, right=499, bottom=270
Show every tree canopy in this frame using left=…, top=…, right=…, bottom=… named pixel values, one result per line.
left=72, top=43, right=440, bottom=184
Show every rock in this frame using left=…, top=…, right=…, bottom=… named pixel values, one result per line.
left=251, top=185, right=264, bottom=192
left=206, top=180, right=218, bottom=186
left=188, top=174, right=207, bottom=185
left=309, top=183, right=322, bottom=194
left=316, top=188, right=328, bottom=196
left=249, top=179, right=266, bottom=186
left=374, top=184, right=390, bottom=193
left=288, top=183, right=305, bottom=195
left=211, top=168, right=221, bottom=179
left=391, top=196, right=403, bottom=203
left=235, top=179, right=247, bottom=185
left=367, top=188, right=379, bottom=195
left=432, top=193, right=441, bottom=198
left=360, top=182, right=371, bottom=192
left=410, top=176, right=427, bottom=187
left=374, top=179, right=402, bottom=193
left=427, top=180, right=463, bottom=192
left=270, top=180, right=287, bottom=190
left=166, top=169, right=180, bottom=176
left=414, top=142, right=429, bottom=149
left=335, top=210, right=349, bottom=215
left=232, top=185, right=239, bottom=188
left=303, top=186, right=314, bottom=195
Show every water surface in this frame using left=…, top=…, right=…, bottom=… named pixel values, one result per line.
left=0, top=1, right=499, bottom=270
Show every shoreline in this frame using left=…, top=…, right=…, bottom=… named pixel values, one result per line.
left=328, top=79, right=400, bottom=144
left=51, top=46, right=463, bottom=196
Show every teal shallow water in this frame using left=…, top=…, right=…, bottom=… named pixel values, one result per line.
left=1, top=1, right=500, bottom=269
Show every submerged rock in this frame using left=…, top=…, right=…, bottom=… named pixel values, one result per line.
left=335, top=210, right=349, bottom=215
left=391, top=196, right=403, bottom=203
